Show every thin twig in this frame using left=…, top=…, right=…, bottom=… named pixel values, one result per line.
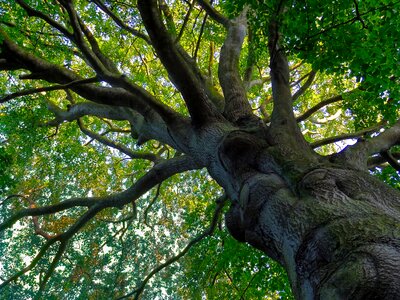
left=118, top=195, right=227, bottom=300
left=1, top=77, right=99, bottom=103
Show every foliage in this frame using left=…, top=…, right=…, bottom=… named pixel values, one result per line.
left=0, top=0, right=399, bottom=299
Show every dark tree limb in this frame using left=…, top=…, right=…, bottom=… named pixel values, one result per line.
left=77, top=119, right=160, bottom=162
left=38, top=241, right=68, bottom=293
left=0, top=194, right=26, bottom=206
left=368, top=152, right=400, bottom=169
left=311, top=124, right=383, bottom=149
left=177, top=0, right=196, bottom=42
left=137, top=0, right=223, bottom=125
left=90, top=0, right=151, bottom=43
left=193, top=13, right=208, bottom=61
left=296, top=95, right=344, bottom=122
left=77, top=14, right=119, bottom=73
left=380, top=150, right=400, bottom=172
left=0, top=238, right=57, bottom=289
left=0, top=155, right=204, bottom=291
left=0, top=29, right=182, bottom=125
left=143, top=183, right=162, bottom=229
left=29, top=199, right=60, bottom=240
left=196, top=0, right=229, bottom=27
left=0, top=197, right=97, bottom=232
left=15, top=0, right=73, bottom=39
left=59, top=0, right=110, bottom=75
left=0, top=202, right=104, bottom=291
left=0, top=77, right=99, bottom=103
left=291, top=70, right=317, bottom=102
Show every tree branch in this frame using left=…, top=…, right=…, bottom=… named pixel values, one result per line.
left=196, top=0, right=229, bottom=27
left=177, top=0, right=196, bottom=42
left=291, top=70, right=317, bottom=102
left=77, top=14, right=119, bottom=73
left=59, top=0, right=110, bottom=75
left=296, top=94, right=343, bottom=122
left=118, top=194, right=227, bottom=300
left=380, top=150, right=400, bottom=172
left=43, top=100, right=186, bottom=151
left=267, top=17, right=311, bottom=155
left=15, top=0, right=73, bottom=39
left=312, top=123, right=383, bottom=149
left=143, top=183, right=162, bottom=229
left=91, top=0, right=151, bottom=43
left=77, top=119, right=160, bottom=162
left=0, top=29, right=182, bottom=125
left=0, top=238, right=57, bottom=289
left=137, top=0, right=223, bottom=125
left=368, top=152, right=400, bottom=169
left=334, top=120, right=400, bottom=169
left=218, top=8, right=255, bottom=124
left=0, top=77, right=99, bottom=104
left=0, top=203, right=103, bottom=291
left=0, top=154, right=204, bottom=290
left=0, top=197, right=98, bottom=232
left=38, top=241, right=68, bottom=293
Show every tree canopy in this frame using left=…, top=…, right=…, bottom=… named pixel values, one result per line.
left=0, top=0, right=399, bottom=299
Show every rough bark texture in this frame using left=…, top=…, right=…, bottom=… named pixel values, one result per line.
left=217, top=132, right=400, bottom=299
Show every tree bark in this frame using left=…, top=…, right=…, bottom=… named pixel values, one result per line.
left=216, top=132, right=400, bottom=299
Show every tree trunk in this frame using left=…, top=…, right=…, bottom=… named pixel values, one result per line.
left=210, top=130, right=400, bottom=300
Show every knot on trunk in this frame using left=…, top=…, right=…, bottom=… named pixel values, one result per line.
left=218, top=130, right=264, bottom=174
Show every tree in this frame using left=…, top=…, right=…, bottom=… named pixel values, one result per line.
left=1, top=0, right=400, bottom=298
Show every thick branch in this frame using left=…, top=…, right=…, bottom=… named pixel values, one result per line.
left=0, top=204, right=103, bottom=290
left=38, top=241, right=68, bottom=292
left=218, top=8, right=255, bottom=124
left=44, top=101, right=186, bottom=151
left=1, top=155, right=201, bottom=235
left=0, top=29, right=182, bottom=125
left=60, top=0, right=110, bottom=75
left=77, top=14, right=119, bottom=73
left=362, top=120, right=400, bottom=154
left=334, top=120, right=400, bottom=169
left=114, top=155, right=204, bottom=208
left=268, top=19, right=311, bottom=155
left=0, top=239, right=57, bottom=289
left=0, top=155, right=203, bottom=290
left=0, top=197, right=98, bottom=231
left=137, top=0, right=223, bottom=125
